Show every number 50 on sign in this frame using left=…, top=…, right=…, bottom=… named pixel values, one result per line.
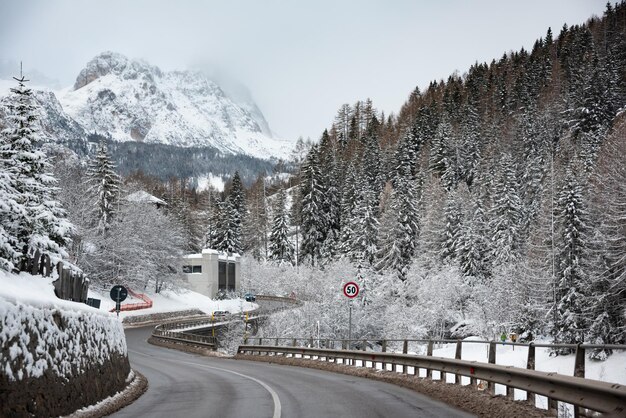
left=343, top=281, right=359, bottom=299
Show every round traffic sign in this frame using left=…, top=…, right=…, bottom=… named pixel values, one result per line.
left=110, top=285, right=128, bottom=302
left=343, top=281, right=359, bottom=299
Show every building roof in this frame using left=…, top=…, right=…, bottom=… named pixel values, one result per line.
left=182, top=248, right=241, bottom=261
left=125, top=190, right=167, bottom=206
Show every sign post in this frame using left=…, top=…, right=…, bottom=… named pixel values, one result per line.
left=109, top=285, right=128, bottom=318
left=343, top=281, right=359, bottom=350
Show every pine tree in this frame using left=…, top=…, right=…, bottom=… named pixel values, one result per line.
left=489, top=153, right=523, bottom=266
left=216, top=198, right=241, bottom=254
left=226, top=171, right=246, bottom=253
left=206, top=195, right=225, bottom=249
left=0, top=73, right=73, bottom=268
left=553, top=167, right=589, bottom=349
left=441, top=191, right=462, bottom=262
left=350, top=181, right=380, bottom=266
left=339, top=162, right=359, bottom=256
left=318, top=131, right=341, bottom=261
left=85, top=141, right=122, bottom=235
left=0, top=169, right=22, bottom=271
left=268, top=188, right=294, bottom=264
left=459, top=103, right=481, bottom=188
left=300, top=145, right=327, bottom=266
left=376, top=156, right=420, bottom=280
left=586, top=125, right=626, bottom=351
left=456, top=195, right=489, bottom=284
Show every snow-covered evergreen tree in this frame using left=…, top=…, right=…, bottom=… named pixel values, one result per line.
left=376, top=165, right=420, bottom=280
left=227, top=171, right=246, bottom=251
left=269, top=188, right=294, bottom=264
left=350, top=182, right=379, bottom=266
left=553, top=167, right=589, bottom=349
left=459, top=103, right=481, bottom=188
left=440, top=191, right=462, bottom=262
left=0, top=74, right=73, bottom=268
left=489, top=153, right=523, bottom=266
left=0, top=169, right=21, bottom=271
left=339, top=162, right=359, bottom=256
left=319, top=131, right=341, bottom=261
left=300, top=145, right=327, bottom=266
left=85, top=141, right=122, bottom=235
left=213, top=198, right=241, bottom=254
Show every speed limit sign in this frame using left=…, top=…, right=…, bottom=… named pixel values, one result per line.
left=343, top=281, right=359, bottom=299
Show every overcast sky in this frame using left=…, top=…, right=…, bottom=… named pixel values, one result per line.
left=0, top=0, right=608, bottom=141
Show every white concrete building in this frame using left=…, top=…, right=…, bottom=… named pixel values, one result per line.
left=181, top=249, right=241, bottom=298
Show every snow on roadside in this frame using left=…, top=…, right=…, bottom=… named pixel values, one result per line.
left=0, top=270, right=127, bottom=382
left=88, top=286, right=257, bottom=319
left=427, top=337, right=626, bottom=386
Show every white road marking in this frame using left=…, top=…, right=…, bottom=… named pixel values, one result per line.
left=129, top=349, right=281, bottom=418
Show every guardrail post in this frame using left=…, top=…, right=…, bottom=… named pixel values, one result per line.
left=292, top=338, right=297, bottom=347
left=547, top=397, right=557, bottom=413
left=455, top=340, right=462, bottom=384
left=342, top=340, right=347, bottom=350
left=487, top=341, right=496, bottom=394
left=426, top=341, right=434, bottom=379
left=402, top=340, right=408, bottom=374
left=382, top=340, right=387, bottom=371
left=574, top=344, right=586, bottom=418
left=309, top=337, right=314, bottom=347
left=526, top=343, right=535, bottom=406
left=259, top=337, right=263, bottom=346
left=275, top=337, right=279, bottom=346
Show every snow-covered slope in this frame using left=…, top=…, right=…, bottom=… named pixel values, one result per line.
left=59, top=51, right=291, bottom=159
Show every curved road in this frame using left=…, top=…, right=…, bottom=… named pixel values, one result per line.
left=112, top=327, right=474, bottom=418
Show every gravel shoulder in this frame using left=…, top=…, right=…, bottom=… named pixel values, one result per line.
left=235, top=354, right=555, bottom=418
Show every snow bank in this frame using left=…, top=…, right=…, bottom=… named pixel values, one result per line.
left=0, top=270, right=131, bottom=417
left=88, top=286, right=256, bottom=319
left=0, top=298, right=127, bottom=381
left=429, top=339, right=626, bottom=386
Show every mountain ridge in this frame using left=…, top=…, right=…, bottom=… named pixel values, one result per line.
left=1, top=51, right=292, bottom=161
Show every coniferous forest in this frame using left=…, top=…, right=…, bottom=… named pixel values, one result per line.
left=1, top=3, right=625, bottom=354
left=251, top=3, right=626, bottom=351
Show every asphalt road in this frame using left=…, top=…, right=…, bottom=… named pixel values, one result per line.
left=111, top=327, right=474, bottom=418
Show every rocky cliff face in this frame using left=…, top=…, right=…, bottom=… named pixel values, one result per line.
left=59, top=51, right=290, bottom=158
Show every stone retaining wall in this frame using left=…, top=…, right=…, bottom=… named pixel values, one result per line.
left=0, top=299, right=130, bottom=417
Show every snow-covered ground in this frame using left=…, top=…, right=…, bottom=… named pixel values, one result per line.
left=428, top=337, right=626, bottom=386
left=0, top=269, right=256, bottom=321
left=89, top=286, right=256, bottom=319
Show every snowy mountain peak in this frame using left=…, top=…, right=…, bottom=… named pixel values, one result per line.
left=73, top=51, right=162, bottom=90
left=61, top=51, right=290, bottom=158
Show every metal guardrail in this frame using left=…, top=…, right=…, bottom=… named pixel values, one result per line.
left=149, top=294, right=300, bottom=347
left=156, top=294, right=299, bottom=332
left=237, top=345, right=626, bottom=416
left=152, top=327, right=216, bottom=347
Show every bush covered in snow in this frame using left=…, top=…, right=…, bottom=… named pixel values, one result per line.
left=244, top=255, right=556, bottom=343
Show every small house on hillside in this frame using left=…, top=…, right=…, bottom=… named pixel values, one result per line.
left=181, top=249, right=240, bottom=298
left=125, top=190, right=167, bottom=208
